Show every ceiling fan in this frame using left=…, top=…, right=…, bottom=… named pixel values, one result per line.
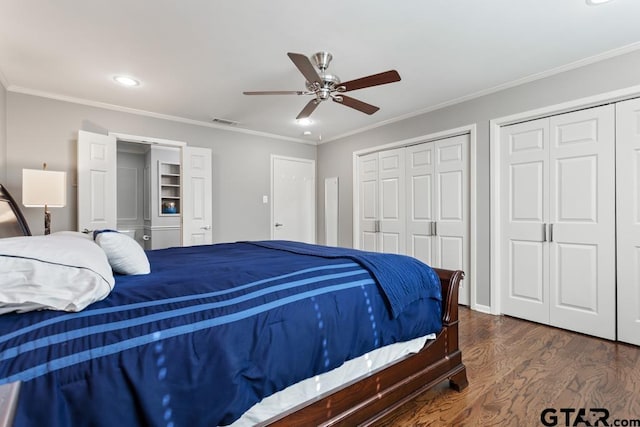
left=243, top=52, right=401, bottom=120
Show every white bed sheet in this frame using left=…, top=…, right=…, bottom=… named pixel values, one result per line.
left=229, top=333, right=435, bottom=426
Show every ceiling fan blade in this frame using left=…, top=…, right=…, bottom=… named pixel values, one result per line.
left=333, top=95, right=380, bottom=115
left=243, top=90, right=306, bottom=95
left=338, top=70, right=401, bottom=92
left=296, top=99, right=320, bottom=120
left=287, top=52, right=323, bottom=85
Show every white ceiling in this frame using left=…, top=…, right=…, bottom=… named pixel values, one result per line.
left=2, top=0, right=640, bottom=144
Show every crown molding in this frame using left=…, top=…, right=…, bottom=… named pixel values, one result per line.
left=6, top=86, right=315, bottom=145
left=322, top=41, right=640, bottom=143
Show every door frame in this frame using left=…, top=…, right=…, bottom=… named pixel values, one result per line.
left=109, top=132, right=186, bottom=245
left=489, top=83, right=640, bottom=316
left=352, top=124, right=477, bottom=310
left=270, top=155, right=316, bottom=242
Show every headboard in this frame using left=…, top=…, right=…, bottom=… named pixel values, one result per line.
left=0, top=184, right=32, bottom=238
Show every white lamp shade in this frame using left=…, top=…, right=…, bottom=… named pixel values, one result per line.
left=22, top=169, right=67, bottom=207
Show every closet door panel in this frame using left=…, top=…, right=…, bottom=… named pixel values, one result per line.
left=549, top=105, right=615, bottom=340
left=378, top=148, right=405, bottom=254
left=359, top=153, right=379, bottom=252
left=434, top=135, right=469, bottom=305
left=501, top=119, right=550, bottom=324
left=406, top=143, right=434, bottom=264
left=616, top=98, right=640, bottom=346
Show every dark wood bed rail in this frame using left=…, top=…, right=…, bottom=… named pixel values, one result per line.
left=265, top=268, right=468, bottom=427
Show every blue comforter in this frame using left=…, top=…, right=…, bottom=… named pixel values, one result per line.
left=0, top=241, right=442, bottom=426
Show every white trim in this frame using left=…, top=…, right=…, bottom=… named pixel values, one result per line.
left=109, top=132, right=187, bottom=147
left=9, top=86, right=313, bottom=145
left=270, top=155, right=317, bottom=242
left=489, top=83, right=640, bottom=316
left=325, top=41, right=640, bottom=144
left=352, top=124, right=478, bottom=310
left=472, top=304, right=493, bottom=315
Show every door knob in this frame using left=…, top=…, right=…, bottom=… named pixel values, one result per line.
left=275, top=223, right=283, bottom=228
left=200, top=225, right=211, bottom=230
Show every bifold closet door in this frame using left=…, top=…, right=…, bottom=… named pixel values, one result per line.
left=378, top=148, right=406, bottom=254
left=501, top=105, right=615, bottom=339
left=406, top=135, right=469, bottom=305
left=406, top=143, right=435, bottom=265
left=616, top=97, right=640, bottom=346
left=358, top=152, right=379, bottom=252
left=357, top=148, right=405, bottom=254
left=500, top=118, right=550, bottom=325
left=548, top=105, right=615, bottom=340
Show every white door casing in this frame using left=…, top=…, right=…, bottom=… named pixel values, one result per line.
left=182, top=146, right=213, bottom=246
left=271, top=156, right=316, bottom=243
left=500, top=105, right=615, bottom=340
left=616, top=97, right=640, bottom=346
left=77, top=130, right=117, bottom=232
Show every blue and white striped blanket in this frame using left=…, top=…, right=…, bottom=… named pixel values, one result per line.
left=0, top=241, right=442, bottom=426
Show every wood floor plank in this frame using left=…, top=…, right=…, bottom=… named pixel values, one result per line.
left=372, top=307, right=640, bottom=426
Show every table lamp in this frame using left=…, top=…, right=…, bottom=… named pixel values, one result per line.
left=22, top=163, right=67, bottom=235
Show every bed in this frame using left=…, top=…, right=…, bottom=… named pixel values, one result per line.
left=0, top=183, right=467, bottom=426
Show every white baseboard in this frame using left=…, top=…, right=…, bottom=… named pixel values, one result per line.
left=470, top=303, right=494, bottom=315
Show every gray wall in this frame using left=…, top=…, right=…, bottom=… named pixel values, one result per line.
left=5, top=92, right=316, bottom=241
left=316, top=48, right=640, bottom=308
left=0, top=80, right=6, bottom=184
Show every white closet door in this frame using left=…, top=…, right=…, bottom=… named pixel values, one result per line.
left=378, top=148, right=405, bottom=254
left=405, top=143, right=435, bottom=265
left=501, top=118, right=550, bottom=324
left=616, top=98, right=640, bottom=346
left=358, top=152, right=379, bottom=252
left=434, top=135, right=469, bottom=305
left=548, top=105, right=615, bottom=340
left=77, top=130, right=117, bottom=232
left=182, top=146, right=212, bottom=246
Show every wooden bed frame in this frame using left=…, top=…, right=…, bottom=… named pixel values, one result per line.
left=0, top=183, right=467, bottom=426
left=264, top=268, right=468, bottom=426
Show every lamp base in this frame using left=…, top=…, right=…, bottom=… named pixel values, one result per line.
left=44, top=209, right=51, bottom=235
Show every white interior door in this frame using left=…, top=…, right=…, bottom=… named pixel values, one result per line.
left=271, top=156, right=316, bottom=243
left=77, top=130, right=117, bottom=232
left=434, top=135, right=470, bottom=305
left=406, top=143, right=435, bottom=265
left=548, top=105, right=615, bottom=340
left=501, top=118, right=550, bottom=324
left=378, top=148, right=405, bottom=254
left=358, top=152, right=379, bottom=252
left=616, top=98, right=640, bottom=346
left=182, top=146, right=213, bottom=246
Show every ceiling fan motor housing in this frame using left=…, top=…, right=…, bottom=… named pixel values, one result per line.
left=311, top=52, right=332, bottom=71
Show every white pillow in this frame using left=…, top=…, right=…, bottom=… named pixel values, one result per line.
left=0, top=235, right=115, bottom=314
left=94, top=231, right=150, bottom=275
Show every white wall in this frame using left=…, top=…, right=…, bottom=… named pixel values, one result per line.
left=5, top=92, right=316, bottom=241
left=316, top=48, right=640, bottom=308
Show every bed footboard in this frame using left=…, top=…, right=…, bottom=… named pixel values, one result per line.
left=265, top=268, right=468, bottom=427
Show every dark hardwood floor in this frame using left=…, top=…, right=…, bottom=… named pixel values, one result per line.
left=373, top=307, right=640, bottom=426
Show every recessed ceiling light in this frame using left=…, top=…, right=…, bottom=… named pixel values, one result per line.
left=113, top=76, right=140, bottom=87
left=303, top=131, right=312, bottom=136
left=586, top=0, right=613, bottom=5
left=296, top=118, right=313, bottom=126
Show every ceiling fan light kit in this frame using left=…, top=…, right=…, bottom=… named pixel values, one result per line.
left=243, top=51, right=401, bottom=119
